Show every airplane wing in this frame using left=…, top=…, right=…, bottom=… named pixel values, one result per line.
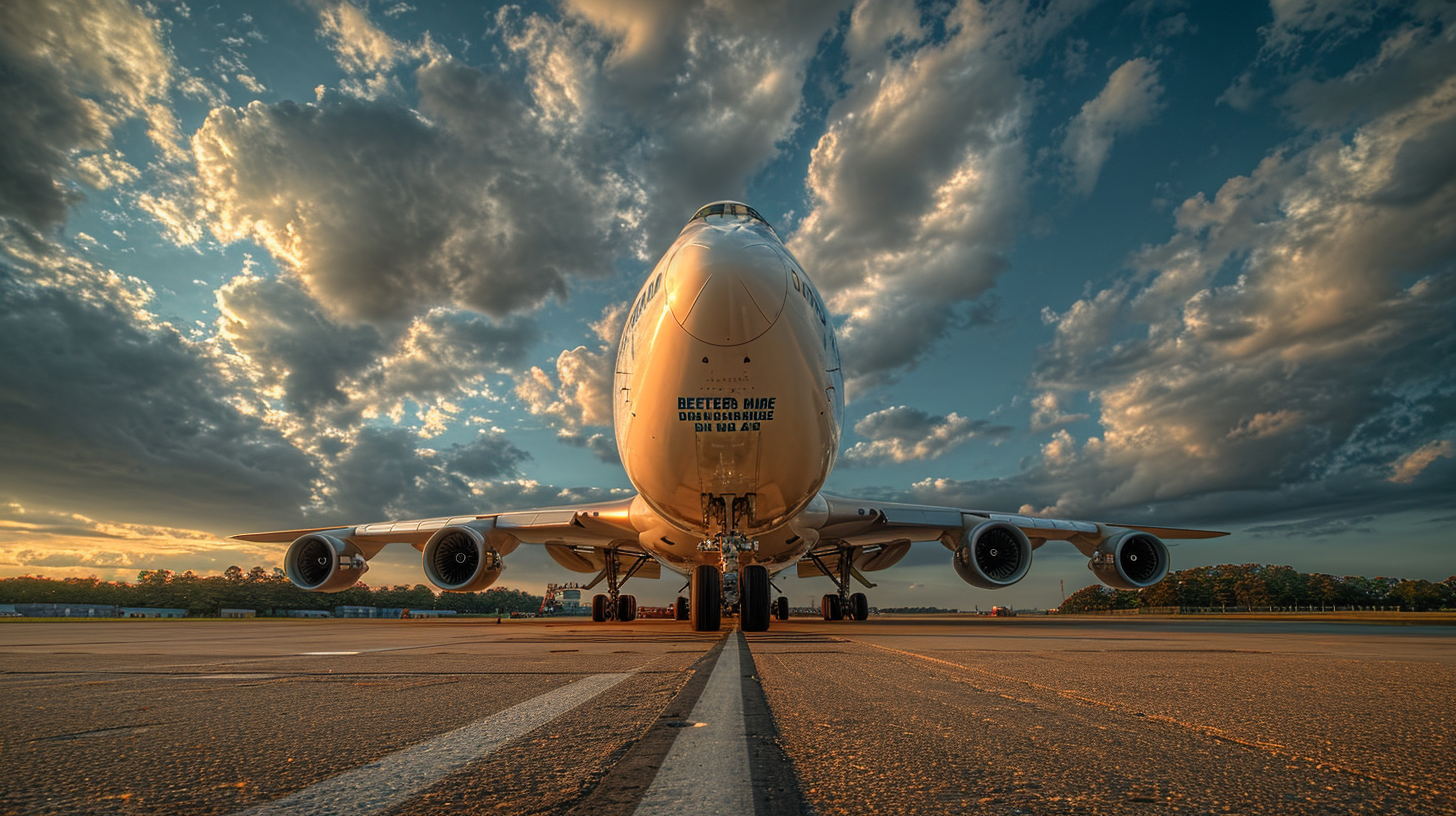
left=232, top=496, right=661, bottom=592
left=792, top=493, right=1227, bottom=591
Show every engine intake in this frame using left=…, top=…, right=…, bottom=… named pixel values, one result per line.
left=1090, top=531, right=1170, bottom=590
left=952, top=521, right=1032, bottom=589
left=284, top=533, right=369, bottom=592
left=422, top=525, right=503, bottom=592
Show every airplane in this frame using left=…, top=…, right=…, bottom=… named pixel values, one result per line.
left=235, top=201, right=1226, bottom=632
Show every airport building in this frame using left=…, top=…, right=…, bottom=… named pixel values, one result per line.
left=119, top=608, right=186, bottom=618
left=0, top=603, right=124, bottom=617
left=220, top=609, right=255, bottom=618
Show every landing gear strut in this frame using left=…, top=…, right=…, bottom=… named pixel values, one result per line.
left=809, top=547, right=874, bottom=621
left=588, top=549, right=649, bottom=622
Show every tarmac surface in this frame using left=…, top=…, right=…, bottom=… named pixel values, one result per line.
left=1, top=614, right=1452, bottom=815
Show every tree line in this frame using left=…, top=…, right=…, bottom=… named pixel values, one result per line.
left=1059, top=564, right=1456, bottom=613
left=0, top=567, right=544, bottom=616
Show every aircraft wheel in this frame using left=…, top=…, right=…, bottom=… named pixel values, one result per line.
left=675, top=596, right=689, bottom=621
left=691, top=565, right=721, bottom=632
left=740, top=565, right=771, bottom=632
left=821, top=594, right=843, bottom=621
left=775, top=595, right=789, bottom=621
left=591, top=593, right=608, bottom=622
left=850, top=592, right=869, bottom=621
left=617, top=594, right=637, bottom=622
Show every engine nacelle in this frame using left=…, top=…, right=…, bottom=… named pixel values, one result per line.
left=422, top=525, right=503, bottom=592
left=1090, top=530, right=1170, bottom=590
left=283, top=533, right=369, bottom=592
left=952, top=521, right=1033, bottom=589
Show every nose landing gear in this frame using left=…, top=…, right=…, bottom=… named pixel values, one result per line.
left=689, top=532, right=775, bottom=632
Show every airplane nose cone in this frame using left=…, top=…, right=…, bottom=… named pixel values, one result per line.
left=667, top=239, right=787, bottom=346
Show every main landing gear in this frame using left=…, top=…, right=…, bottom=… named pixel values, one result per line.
left=687, top=532, right=778, bottom=633
left=588, top=548, right=651, bottom=622
left=809, top=548, right=872, bottom=621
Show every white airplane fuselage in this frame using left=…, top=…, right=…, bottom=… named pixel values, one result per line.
left=614, top=207, right=845, bottom=574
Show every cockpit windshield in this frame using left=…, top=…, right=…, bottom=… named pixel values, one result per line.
left=690, top=201, right=771, bottom=229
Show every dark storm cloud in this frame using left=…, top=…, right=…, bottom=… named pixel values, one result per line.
left=0, top=260, right=317, bottom=533
left=215, top=275, right=384, bottom=414
left=0, top=0, right=177, bottom=239
left=314, top=426, right=614, bottom=523
left=558, top=432, right=621, bottom=465
left=443, top=434, right=533, bottom=481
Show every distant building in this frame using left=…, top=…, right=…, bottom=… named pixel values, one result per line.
left=334, top=606, right=376, bottom=618
left=119, top=607, right=186, bottom=618
left=405, top=609, right=455, bottom=618
left=285, top=610, right=331, bottom=618
left=1, top=603, right=118, bottom=617
left=220, top=609, right=255, bottom=618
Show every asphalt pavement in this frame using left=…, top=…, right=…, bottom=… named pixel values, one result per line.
left=1, top=615, right=1451, bottom=815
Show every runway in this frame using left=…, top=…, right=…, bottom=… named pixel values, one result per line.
left=1, top=616, right=1452, bottom=815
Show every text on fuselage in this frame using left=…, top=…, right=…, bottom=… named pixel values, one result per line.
left=678, top=396, right=775, bottom=432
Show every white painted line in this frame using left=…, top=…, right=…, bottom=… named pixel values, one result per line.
left=238, top=672, right=632, bottom=816
left=634, top=632, right=751, bottom=816
left=298, top=651, right=359, bottom=655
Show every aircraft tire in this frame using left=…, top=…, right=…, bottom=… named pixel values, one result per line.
left=617, top=594, right=637, bottom=622
left=850, top=592, right=869, bottom=621
left=775, top=595, right=789, bottom=621
left=591, top=593, right=608, bottom=622
left=675, top=596, right=689, bottom=621
left=740, top=565, right=771, bottom=632
left=821, top=594, right=843, bottom=621
left=691, top=565, right=721, bottom=632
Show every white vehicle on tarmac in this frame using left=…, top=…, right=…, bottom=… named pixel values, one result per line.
left=236, top=202, right=1225, bottom=632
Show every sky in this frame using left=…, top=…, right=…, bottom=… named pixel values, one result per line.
left=0, top=0, right=1452, bottom=610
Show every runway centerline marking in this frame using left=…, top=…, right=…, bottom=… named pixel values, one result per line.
left=634, top=631, right=751, bottom=816
left=235, top=671, right=632, bottom=816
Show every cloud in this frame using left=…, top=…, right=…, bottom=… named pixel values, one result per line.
left=0, top=257, right=318, bottom=534
left=515, top=302, right=625, bottom=438
left=789, top=1, right=1089, bottom=395
left=0, top=0, right=178, bottom=238
left=503, top=0, right=845, bottom=252
left=841, top=406, right=1011, bottom=466
left=214, top=272, right=535, bottom=443
left=1389, top=440, right=1453, bottom=484
left=318, top=2, right=405, bottom=75
left=1014, top=40, right=1456, bottom=521
left=1029, top=391, right=1089, bottom=432
left=1259, top=0, right=1383, bottom=57
left=163, top=61, right=633, bottom=323
left=311, top=427, right=616, bottom=523
left=559, top=432, right=621, bottom=465
left=1061, top=58, right=1164, bottom=196
left=214, top=274, right=385, bottom=416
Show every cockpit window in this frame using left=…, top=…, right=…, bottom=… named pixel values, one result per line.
left=691, top=201, right=771, bottom=228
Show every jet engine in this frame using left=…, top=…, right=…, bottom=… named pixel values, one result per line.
left=951, top=520, right=1033, bottom=589
left=1089, top=530, right=1169, bottom=590
left=422, top=525, right=503, bottom=592
left=283, top=533, right=369, bottom=592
